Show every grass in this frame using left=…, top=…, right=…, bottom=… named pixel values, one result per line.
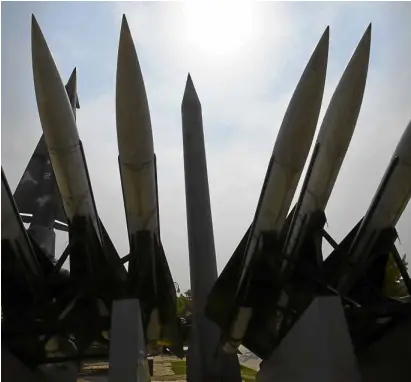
left=170, top=360, right=187, bottom=375
left=170, top=360, right=257, bottom=381
left=241, top=364, right=257, bottom=381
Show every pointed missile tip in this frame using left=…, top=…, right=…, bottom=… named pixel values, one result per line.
left=121, top=14, right=130, bottom=33
left=324, top=25, right=330, bottom=38
left=186, top=72, right=193, bottom=87
left=31, top=13, right=38, bottom=28
left=367, top=22, right=372, bottom=33
left=119, top=14, right=134, bottom=51
left=31, top=14, right=41, bottom=38
left=182, top=73, right=200, bottom=106
left=356, top=22, right=372, bottom=53
left=364, top=23, right=372, bottom=43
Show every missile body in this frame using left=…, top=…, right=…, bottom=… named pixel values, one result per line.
left=181, top=75, right=242, bottom=381
left=282, top=24, right=372, bottom=270
left=31, top=17, right=127, bottom=352
left=31, top=16, right=102, bottom=247
left=13, top=71, right=77, bottom=260
left=338, top=119, right=411, bottom=293
left=238, top=27, right=330, bottom=289
left=206, top=27, right=329, bottom=356
left=116, top=15, right=182, bottom=356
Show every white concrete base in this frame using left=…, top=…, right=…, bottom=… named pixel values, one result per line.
left=257, top=296, right=361, bottom=382
left=108, top=298, right=150, bottom=382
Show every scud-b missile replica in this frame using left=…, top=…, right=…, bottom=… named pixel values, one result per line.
left=1, top=13, right=410, bottom=382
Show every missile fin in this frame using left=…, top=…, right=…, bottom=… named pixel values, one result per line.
left=205, top=224, right=252, bottom=330
left=323, top=218, right=363, bottom=285
left=154, top=240, right=184, bottom=358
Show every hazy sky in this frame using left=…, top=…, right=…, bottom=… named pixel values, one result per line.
left=2, top=1, right=411, bottom=291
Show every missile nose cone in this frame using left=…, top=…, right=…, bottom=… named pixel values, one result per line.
left=116, top=14, right=153, bottom=159
left=117, top=14, right=143, bottom=90
left=31, top=14, right=49, bottom=64
left=120, top=14, right=132, bottom=40
left=182, top=73, right=201, bottom=109
left=311, top=26, right=330, bottom=72
left=357, top=23, right=372, bottom=55
left=31, top=15, right=78, bottom=148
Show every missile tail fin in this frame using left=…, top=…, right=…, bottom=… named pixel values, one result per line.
left=323, top=219, right=363, bottom=285
left=154, top=240, right=184, bottom=358
left=205, top=224, right=252, bottom=330
left=14, top=136, right=68, bottom=231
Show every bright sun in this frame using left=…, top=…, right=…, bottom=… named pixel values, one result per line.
left=183, top=2, right=255, bottom=58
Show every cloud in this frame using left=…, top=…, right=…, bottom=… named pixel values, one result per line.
left=1, top=2, right=411, bottom=292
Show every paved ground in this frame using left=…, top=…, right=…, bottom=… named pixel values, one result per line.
left=78, top=355, right=186, bottom=382
left=78, top=351, right=259, bottom=381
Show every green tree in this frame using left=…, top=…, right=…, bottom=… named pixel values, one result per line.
left=383, top=253, right=409, bottom=298
left=176, top=289, right=192, bottom=318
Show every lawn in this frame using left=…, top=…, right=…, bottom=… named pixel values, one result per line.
left=171, top=360, right=187, bottom=375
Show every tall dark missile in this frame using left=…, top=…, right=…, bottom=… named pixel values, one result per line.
left=336, top=119, right=411, bottom=294
left=116, top=15, right=183, bottom=357
left=282, top=25, right=372, bottom=270
left=31, top=14, right=126, bottom=350
left=13, top=69, right=79, bottom=260
left=206, top=26, right=330, bottom=358
left=181, top=75, right=242, bottom=381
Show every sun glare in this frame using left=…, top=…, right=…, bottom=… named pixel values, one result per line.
left=183, top=2, right=255, bottom=58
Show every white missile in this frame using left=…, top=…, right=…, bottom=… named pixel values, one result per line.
left=238, top=26, right=330, bottom=289
left=31, top=15, right=102, bottom=243
left=221, top=26, right=330, bottom=354
left=339, top=119, right=411, bottom=292
left=116, top=14, right=157, bottom=236
left=283, top=24, right=372, bottom=266
left=115, top=15, right=182, bottom=356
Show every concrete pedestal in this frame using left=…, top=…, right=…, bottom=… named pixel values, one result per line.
left=108, top=299, right=150, bottom=382
left=257, top=296, right=361, bottom=382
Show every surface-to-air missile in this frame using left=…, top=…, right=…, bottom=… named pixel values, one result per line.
left=31, top=15, right=127, bottom=350
left=206, top=27, right=330, bottom=358
left=282, top=24, right=372, bottom=271
left=115, top=15, right=183, bottom=357
left=326, top=119, right=411, bottom=298
left=13, top=69, right=79, bottom=261
left=269, top=24, right=372, bottom=338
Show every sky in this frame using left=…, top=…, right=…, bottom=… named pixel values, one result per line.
left=1, top=1, right=411, bottom=292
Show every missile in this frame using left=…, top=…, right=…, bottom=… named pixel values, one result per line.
left=13, top=69, right=79, bottom=260
left=181, top=75, right=242, bottom=381
left=116, top=15, right=183, bottom=356
left=337, top=119, right=411, bottom=294
left=206, top=27, right=329, bottom=357
left=31, top=16, right=101, bottom=248
left=282, top=24, right=372, bottom=273
left=31, top=15, right=126, bottom=349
